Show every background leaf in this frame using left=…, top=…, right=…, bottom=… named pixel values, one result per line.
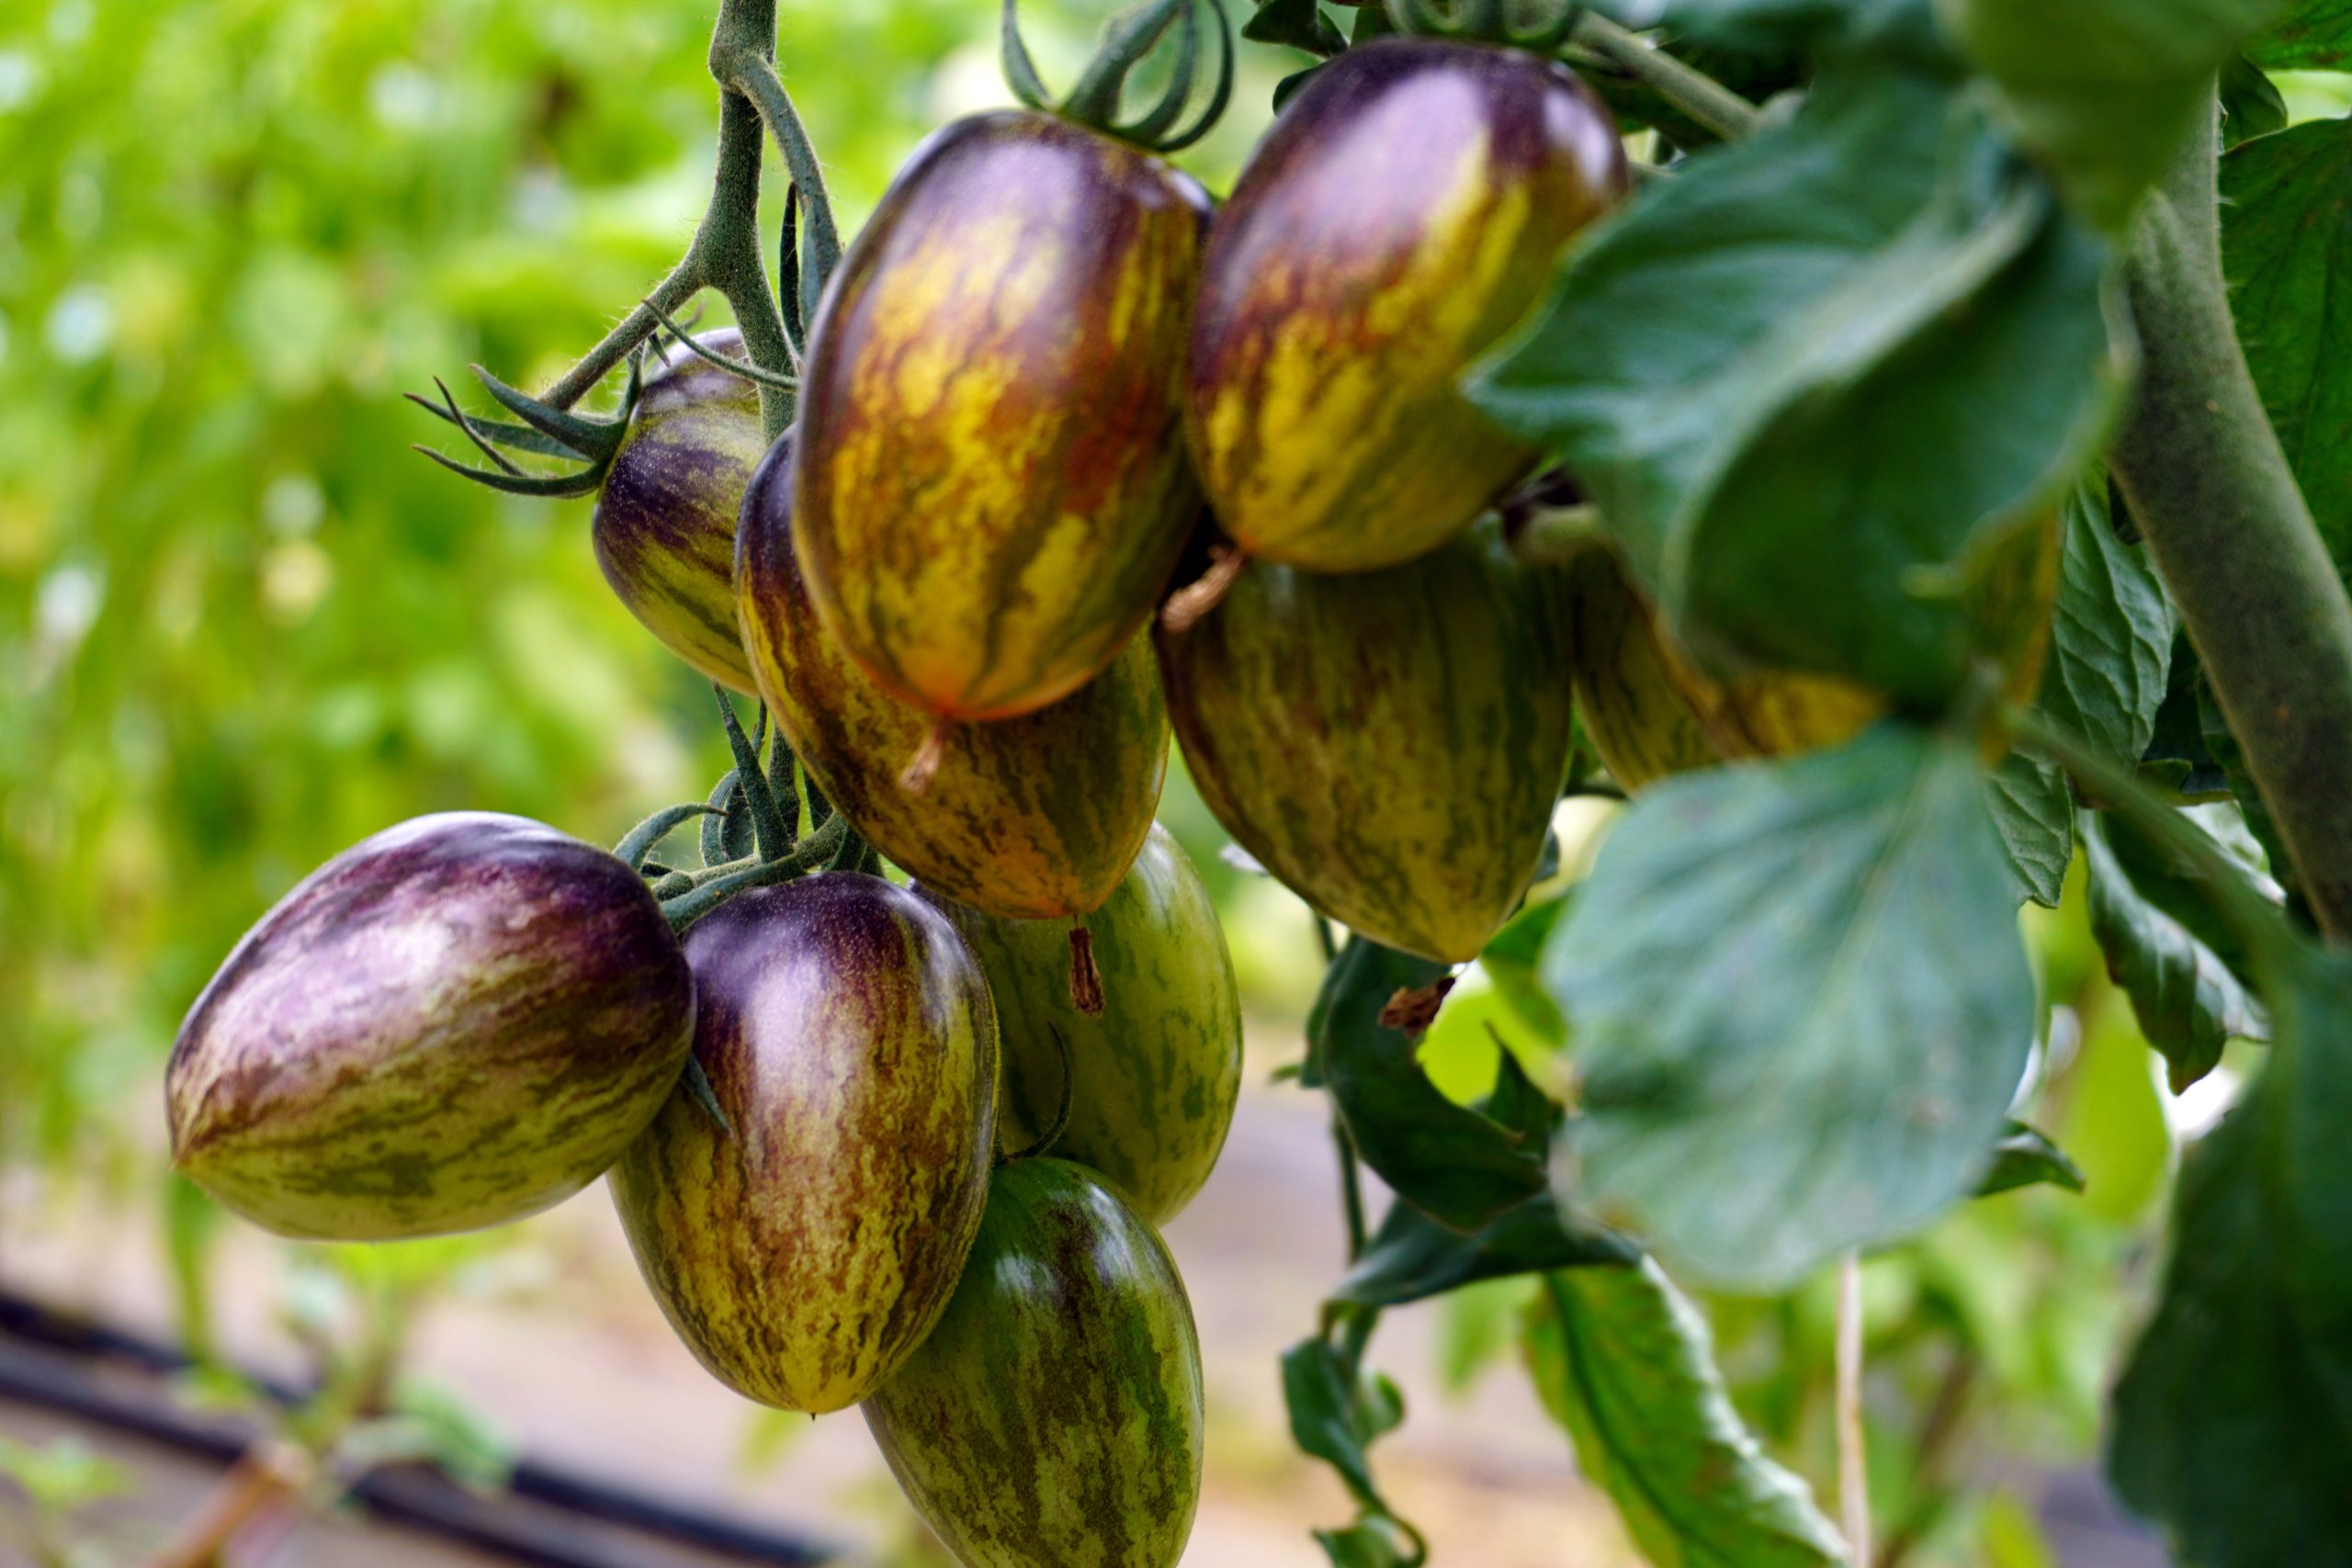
left=1984, top=752, right=2075, bottom=908
left=2109, top=943, right=2352, bottom=1564
left=2085, top=813, right=2269, bottom=1090
left=2246, top=0, right=2352, bottom=66
left=1943, top=0, right=2284, bottom=231
left=1525, top=1260, right=1848, bottom=1567
left=1976, top=1122, right=2086, bottom=1197
left=1471, top=62, right=2121, bottom=705
left=2033, top=478, right=2176, bottom=764
left=2222, top=113, right=2352, bottom=583
left=1545, top=725, right=2038, bottom=1289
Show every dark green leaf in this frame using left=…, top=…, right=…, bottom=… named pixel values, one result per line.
left=1976, top=1121, right=2086, bottom=1197
left=2222, top=53, right=2290, bottom=147
left=1945, top=0, right=2283, bottom=231
left=2109, top=944, right=2352, bottom=1563
left=2035, top=477, right=2176, bottom=764
left=1313, top=1516, right=1421, bottom=1568
left=1283, top=1338, right=1403, bottom=1505
left=2140, top=633, right=2234, bottom=801
left=1545, top=725, right=2038, bottom=1289
left=1526, top=1261, right=1847, bottom=1567
left=2196, top=681, right=2306, bottom=916
left=2247, top=1, right=2352, bottom=66
left=2085, top=814, right=2267, bottom=1091
left=2223, top=114, right=2352, bottom=582
left=1314, top=939, right=1547, bottom=1232
left=1334, top=1193, right=1638, bottom=1309
left=1644, top=0, right=1945, bottom=57
left=1283, top=1337, right=1425, bottom=1566
left=1242, top=0, right=1344, bottom=54
left=1471, top=63, right=2122, bottom=706
left=1985, top=750, right=2075, bottom=908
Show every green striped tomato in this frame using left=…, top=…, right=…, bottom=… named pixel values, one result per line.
left=864, top=1158, right=1202, bottom=1568
left=792, top=110, right=1210, bottom=721
left=737, top=437, right=1168, bottom=920
left=1187, top=39, right=1626, bottom=572
left=921, top=823, right=1241, bottom=1225
left=1156, top=518, right=1575, bottom=963
left=593, top=330, right=764, bottom=692
left=609, top=874, right=997, bottom=1414
left=166, top=814, right=694, bottom=1241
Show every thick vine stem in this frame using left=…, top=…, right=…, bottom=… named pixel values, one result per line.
left=2108, top=100, right=2352, bottom=942
left=1568, top=13, right=1760, bottom=142
left=718, top=51, right=843, bottom=333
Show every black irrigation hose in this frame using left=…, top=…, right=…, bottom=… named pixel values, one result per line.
left=0, top=1292, right=843, bottom=1567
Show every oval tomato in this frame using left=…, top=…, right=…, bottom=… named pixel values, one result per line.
left=167, top=814, right=694, bottom=1241
left=1157, top=517, right=1575, bottom=963
left=792, top=111, right=1209, bottom=721
left=609, top=873, right=997, bottom=1414
left=737, top=436, right=1169, bottom=920
left=1187, top=39, right=1626, bottom=573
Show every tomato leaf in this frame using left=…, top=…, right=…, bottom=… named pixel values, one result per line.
left=2246, top=0, right=2352, bottom=66
left=1944, top=0, right=2283, bottom=231
left=1283, top=1337, right=1425, bottom=1567
left=2035, top=477, right=2176, bottom=766
left=2223, top=114, right=2352, bottom=586
left=1984, top=751, right=2075, bottom=909
left=1334, top=1193, right=1638, bottom=1310
left=1312, top=938, right=1548, bottom=1233
left=2085, top=813, right=2268, bottom=1092
left=1470, top=61, right=2122, bottom=709
left=1525, top=1260, right=1847, bottom=1568
left=2109, top=945, right=2352, bottom=1562
left=2139, top=632, right=2235, bottom=802
left=1976, top=1122, right=2085, bottom=1198
left=1242, top=0, right=1344, bottom=55
left=2221, top=53, right=2290, bottom=147
left=1544, top=724, right=2038, bottom=1290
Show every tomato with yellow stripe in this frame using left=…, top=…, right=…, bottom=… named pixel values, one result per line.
left=790, top=112, right=1210, bottom=723
left=1186, top=38, right=1627, bottom=575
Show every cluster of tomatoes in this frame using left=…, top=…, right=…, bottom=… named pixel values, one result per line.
left=166, top=29, right=1637, bottom=1568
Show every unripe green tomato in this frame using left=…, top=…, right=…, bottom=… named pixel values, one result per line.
left=921, top=823, right=1242, bottom=1225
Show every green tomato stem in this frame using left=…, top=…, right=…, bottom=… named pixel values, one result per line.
left=538, top=262, right=705, bottom=414
left=2107, top=98, right=2352, bottom=942
left=1568, top=13, right=1761, bottom=144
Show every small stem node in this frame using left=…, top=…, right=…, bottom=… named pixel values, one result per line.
left=900, top=716, right=956, bottom=795
left=1161, top=546, right=1249, bottom=634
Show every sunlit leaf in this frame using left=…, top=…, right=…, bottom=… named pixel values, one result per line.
left=1546, top=725, right=2037, bottom=1288
left=1526, top=1259, right=1848, bottom=1567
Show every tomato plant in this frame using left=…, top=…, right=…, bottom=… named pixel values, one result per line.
left=131, top=0, right=2352, bottom=1563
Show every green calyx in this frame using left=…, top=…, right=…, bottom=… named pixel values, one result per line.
left=614, top=686, right=876, bottom=937
left=1003, top=0, right=1236, bottom=153
left=407, top=351, right=647, bottom=499
left=1382, top=0, right=1583, bottom=51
